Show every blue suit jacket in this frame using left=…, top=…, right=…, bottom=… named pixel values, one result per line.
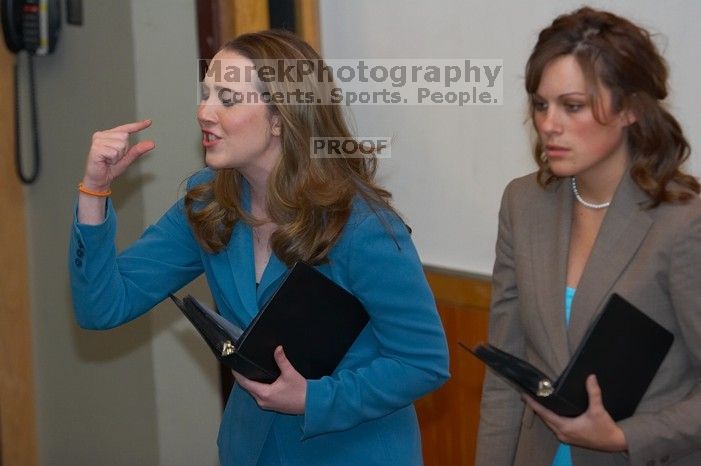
left=69, top=169, right=450, bottom=466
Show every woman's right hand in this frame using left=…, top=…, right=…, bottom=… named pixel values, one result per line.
left=82, top=119, right=156, bottom=191
left=77, top=120, right=155, bottom=225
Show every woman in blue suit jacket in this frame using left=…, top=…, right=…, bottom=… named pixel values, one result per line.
left=69, top=30, right=449, bottom=466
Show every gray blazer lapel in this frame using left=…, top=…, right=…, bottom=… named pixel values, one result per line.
left=532, top=179, right=573, bottom=372
left=567, top=174, right=653, bottom=352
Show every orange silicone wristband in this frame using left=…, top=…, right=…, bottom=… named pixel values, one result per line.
left=78, top=182, right=112, bottom=197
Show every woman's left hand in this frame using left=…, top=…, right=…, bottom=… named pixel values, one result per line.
left=233, top=346, right=307, bottom=415
left=523, top=374, right=628, bottom=452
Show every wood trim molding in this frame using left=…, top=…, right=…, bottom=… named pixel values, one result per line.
left=226, top=0, right=270, bottom=36
left=0, top=47, right=38, bottom=466
left=424, top=265, right=491, bottom=309
left=417, top=267, right=491, bottom=466
left=294, top=0, right=320, bottom=51
left=216, top=0, right=235, bottom=43
left=213, top=1, right=319, bottom=50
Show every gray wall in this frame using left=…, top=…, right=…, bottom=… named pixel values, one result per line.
left=129, top=1, right=221, bottom=464
left=24, top=1, right=219, bottom=464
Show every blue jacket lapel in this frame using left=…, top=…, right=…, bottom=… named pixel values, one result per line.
left=222, top=182, right=259, bottom=321
left=256, top=253, right=290, bottom=306
left=224, top=180, right=291, bottom=318
left=226, top=221, right=259, bottom=320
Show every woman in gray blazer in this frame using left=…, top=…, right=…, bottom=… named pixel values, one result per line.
left=476, top=7, right=701, bottom=466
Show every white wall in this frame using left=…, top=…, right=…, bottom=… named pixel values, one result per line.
left=319, top=0, right=701, bottom=275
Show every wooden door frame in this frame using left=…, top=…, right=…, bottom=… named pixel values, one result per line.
left=0, top=47, right=39, bottom=466
left=197, top=0, right=319, bottom=59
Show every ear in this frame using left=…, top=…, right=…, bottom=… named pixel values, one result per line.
left=619, top=108, right=637, bottom=127
left=270, top=112, right=282, bottom=137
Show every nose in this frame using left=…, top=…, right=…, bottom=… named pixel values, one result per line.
left=197, top=100, right=216, bottom=127
left=538, top=107, right=562, bottom=136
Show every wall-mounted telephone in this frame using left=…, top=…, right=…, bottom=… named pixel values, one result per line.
left=2, top=0, right=61, bottom=184
left=2, top=0, right=61, bottom=55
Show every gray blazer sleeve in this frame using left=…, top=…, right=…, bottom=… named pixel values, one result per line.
left=618, top=211, right=701, bottom=466
left=475, top=181, right=526, bottom=466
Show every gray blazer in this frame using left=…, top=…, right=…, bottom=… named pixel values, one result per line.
left=476, top=172, right=701, bottom=466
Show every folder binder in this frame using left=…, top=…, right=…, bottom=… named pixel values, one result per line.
left=171, top=262, right=369, bottom=383
left=462, top=293, right=673, bottom=420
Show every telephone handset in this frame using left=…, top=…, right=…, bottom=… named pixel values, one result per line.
left=2, top=0, right=61, bottom=56
left=1, top=0, right=61, bottom=184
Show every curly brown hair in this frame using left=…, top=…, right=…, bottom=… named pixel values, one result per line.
left=525, top=7, right=699, bottom=205
left=185, top=30, right=394, bottom=265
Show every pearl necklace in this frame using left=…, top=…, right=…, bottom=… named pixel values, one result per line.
left=571, top=177, right=611, bottom=209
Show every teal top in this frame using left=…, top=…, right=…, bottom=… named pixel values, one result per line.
left=552, top=287, right=576, bottom=466
left=564, top=286, right=576, bottom=326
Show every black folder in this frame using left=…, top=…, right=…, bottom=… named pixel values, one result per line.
left=462, top=293, right=673, bottom=421
left=170, top=262, right=369, bottom=383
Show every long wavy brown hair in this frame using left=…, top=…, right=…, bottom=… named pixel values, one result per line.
left=525, top=7, right=699, bottom=205
left=185, top=30, right=394, bottom=264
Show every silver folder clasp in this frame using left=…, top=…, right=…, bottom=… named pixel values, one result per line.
left=537, top=379, right=554, bottom=397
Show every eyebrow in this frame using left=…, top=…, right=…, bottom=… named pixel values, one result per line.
left=533, top=91, right=587, bottom=99
left=200, top=82, right=236, bottom=90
